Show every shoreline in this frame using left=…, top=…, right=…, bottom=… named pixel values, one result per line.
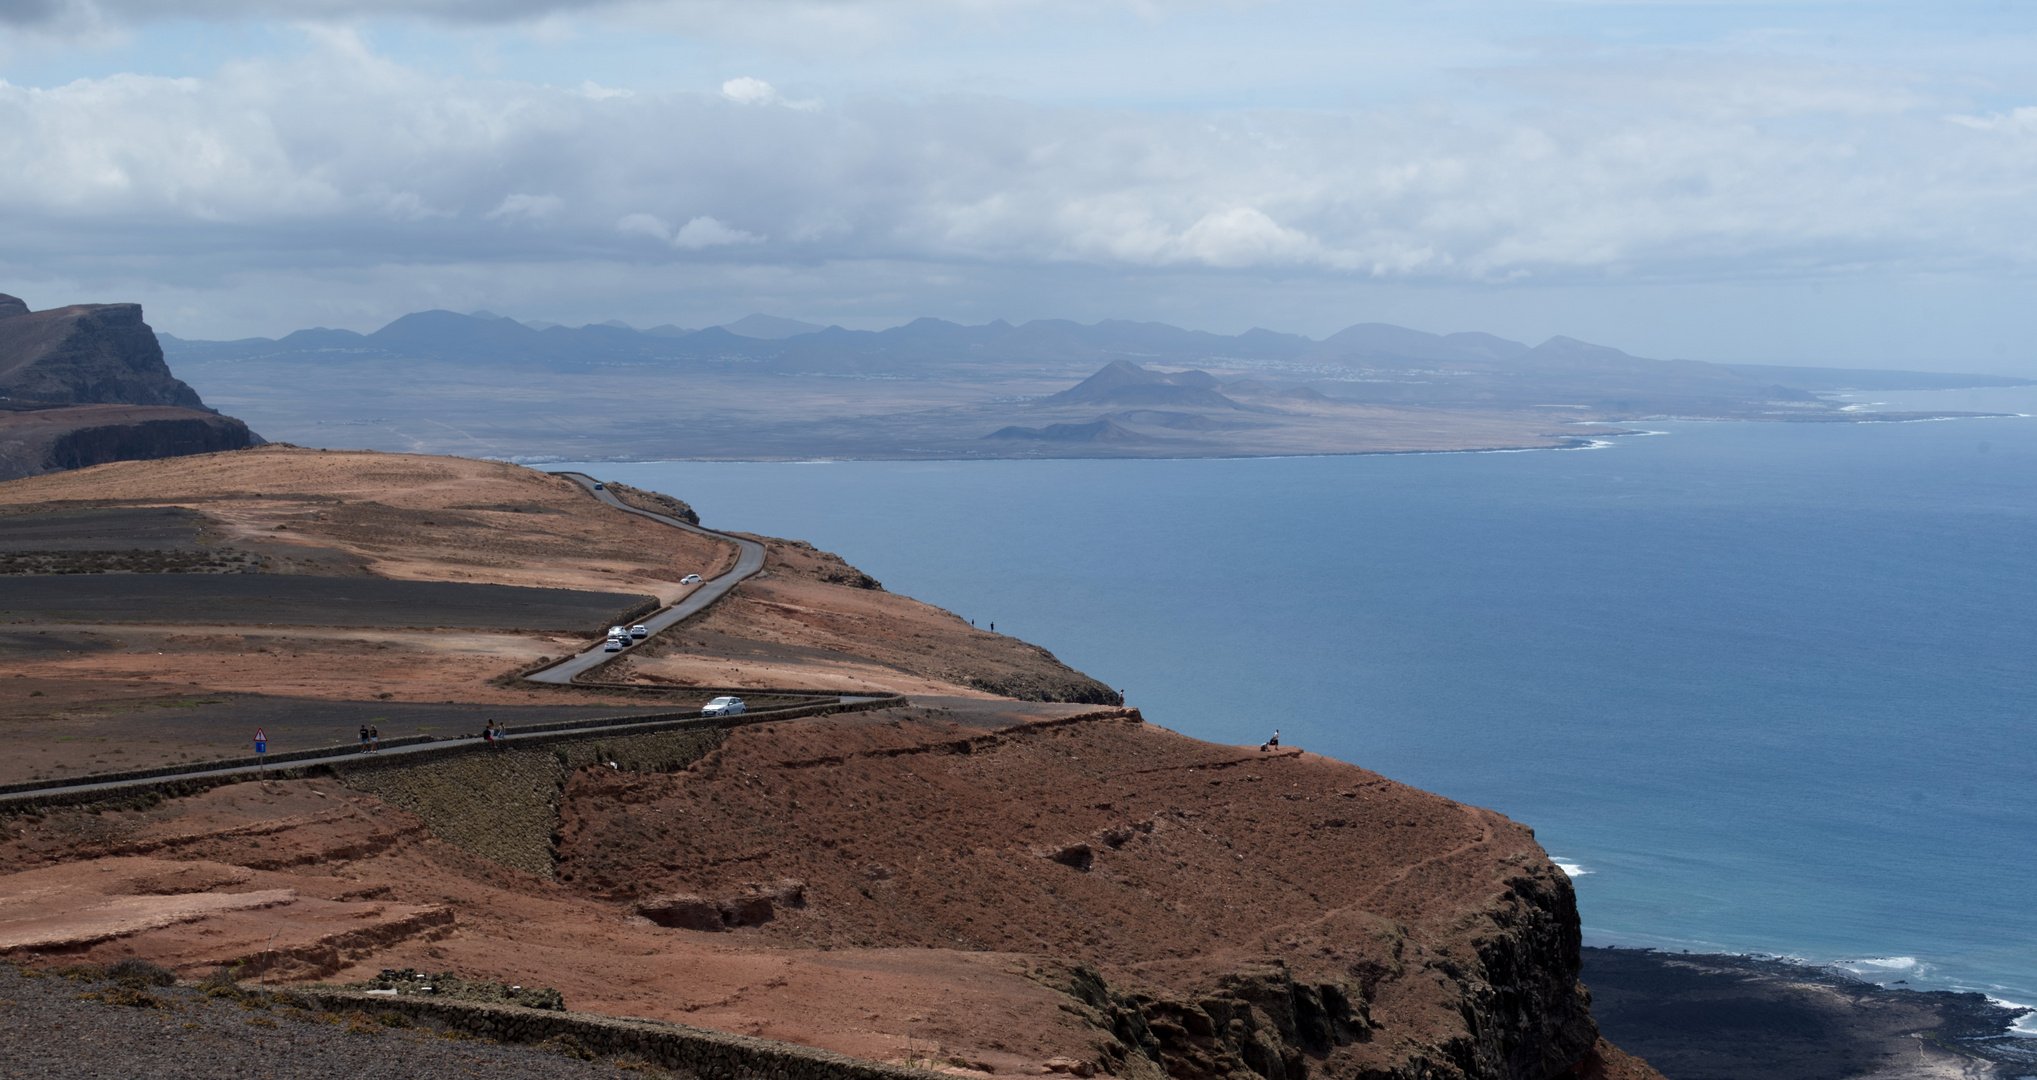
left=1582, top=947, right=2037, bottom=1079
left=486, top=408, right=2030, bottom=467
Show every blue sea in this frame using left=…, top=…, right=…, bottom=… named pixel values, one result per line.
left=559, top=386, right=2037, bottom=1020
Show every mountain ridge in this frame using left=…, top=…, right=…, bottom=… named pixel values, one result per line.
left=159, top=308, right=2033, bottom=391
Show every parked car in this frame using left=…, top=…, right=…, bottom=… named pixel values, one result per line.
left=680, top=574, right=703, bottom=584
left=630, top=624, right=649, bottom=639
left=702, top=696, right=746, bottom=717
left=603, top=637, right=624, bottom=652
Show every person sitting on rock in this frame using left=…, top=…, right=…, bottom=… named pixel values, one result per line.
left=1261, top=729, right=1280, bottom=752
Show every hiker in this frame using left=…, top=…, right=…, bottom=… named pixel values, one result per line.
left=1260, top=729, right=1280, bottom=752
left=368, top=724, right=381, bottom=753
left=359, top=724, right=371, bottom=753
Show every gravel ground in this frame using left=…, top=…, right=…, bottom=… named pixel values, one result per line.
left=0, top=966, right=677, bottom=1080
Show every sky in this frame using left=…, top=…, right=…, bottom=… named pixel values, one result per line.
left=5, top=1, right=2037, bottom=370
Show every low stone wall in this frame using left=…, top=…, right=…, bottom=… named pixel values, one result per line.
left=291, top=988, right=939, bottom=1080
left=0, top=696, right=901, bottom=818
left=341, top=726, right=726, bottom=877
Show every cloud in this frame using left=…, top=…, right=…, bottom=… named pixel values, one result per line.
left=719, top=76, right=818, bottom=110
left=8, top=31, right=2037, bottom=336
left=721, top=76, right=776, bottom=105
left=489, top=192, right=565, bottom=222
left=672, top=215, right=761, bottom=248
left=615, top=212, right=672, bottom=240
left=616, top=212, right=761, bottom=247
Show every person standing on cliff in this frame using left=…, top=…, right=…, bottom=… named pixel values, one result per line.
left=1261, top=729, right=1280, bottom=752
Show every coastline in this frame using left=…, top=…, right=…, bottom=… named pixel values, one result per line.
left=1582, top=947, right=2037, bottom=1079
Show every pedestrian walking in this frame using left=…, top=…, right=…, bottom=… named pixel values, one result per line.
left=1260, top=729, right=1280, bottom=752
left=368, top=724, right=381, bottom=753
left=359, top=724, right=370, bottom=754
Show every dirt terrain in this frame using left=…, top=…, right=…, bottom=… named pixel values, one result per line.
left=0, top=449, right=1109, bottom=785
left=0, top=448, right=1662, bottom=1079
left=604, top=537, right=1117, bottom=704
left=0, top=706, right=1658, bottom=1080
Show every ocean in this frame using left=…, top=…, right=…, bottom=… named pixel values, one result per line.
left=556, top=385, right=2037, bottom=1020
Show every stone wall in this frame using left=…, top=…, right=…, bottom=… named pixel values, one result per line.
left=339, top=727, right=725, bottom=878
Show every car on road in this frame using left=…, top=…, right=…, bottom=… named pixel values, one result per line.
left=680, top=574, right=703, bottom=584
left=702, top=696, right=745, bottom=717
left=593, top=482, right=604, bottom=490
left=608, top=626, right=628, bottom=640
left=603, top=637, right=624, bottom=652
left=630, top=624, right=649, bottom=639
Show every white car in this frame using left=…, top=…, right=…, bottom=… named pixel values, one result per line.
left=630, top=624, right=649, bottom=639
left=680, top=574, right=703, bottom=584
left=603, top=637, right=624, bottom=652
left=607, top=626, right=628, bottom=640
left=702, top=696, right=745, bottom=717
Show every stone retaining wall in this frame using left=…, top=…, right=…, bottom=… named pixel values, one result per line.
left=292, top=989, right=940, bottom=1080
left=0, top=696, right=901, bottom=819
left=341, top=726, right=726, bottom=877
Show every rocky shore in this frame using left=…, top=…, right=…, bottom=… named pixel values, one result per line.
left=1582, top=947, right=2036, bottom=1079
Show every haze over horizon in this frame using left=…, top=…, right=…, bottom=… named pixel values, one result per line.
left=7, top=1, right=2037, bottom=373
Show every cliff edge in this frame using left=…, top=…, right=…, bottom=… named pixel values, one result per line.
left=0, top=294, right=207, bottom=409
left=0, top=451, right=1662, bottom=1080
left=0, top=295, right=261, bottom=480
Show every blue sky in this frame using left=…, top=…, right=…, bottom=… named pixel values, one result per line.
left=5, top=1, right=2037, bottom=370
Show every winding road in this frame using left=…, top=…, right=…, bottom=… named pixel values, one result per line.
left=0, top=472, right=893, bottom=807
left=524, top=472, right=767, bottom=686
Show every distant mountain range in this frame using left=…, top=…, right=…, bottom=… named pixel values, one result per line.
left=162, top=309, right=2032, bottom=398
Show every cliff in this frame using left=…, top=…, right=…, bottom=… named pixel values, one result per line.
left=0, top=295, right=208, bottom=409
left=555, top=710, right=1645, bottom=1080
left=0, top=451, right=1662, bottom=1080
left=0, top=402, right=260, bottom=482
left=0, top=295, right=261, bottom=480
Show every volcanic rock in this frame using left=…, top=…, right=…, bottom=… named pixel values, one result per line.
left=0, top=296, right=208, bottom=409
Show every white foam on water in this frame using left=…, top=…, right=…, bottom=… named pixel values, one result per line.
left=1552, top=860, right=1590, bottom=878
left=1847, top=956, right=1921, bottom=972
left=1997, top=1000, right=2037, bottom=1037
left=1829, top=956, right=1927, bottom=983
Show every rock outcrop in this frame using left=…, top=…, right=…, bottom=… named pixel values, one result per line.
left=0, top=295, right=262, bottom=480
left=0, top=295, right=208, bottom=409
left=554, top=711, right=1639, bottom=1079
left=0, top=402, right=260, bottom=482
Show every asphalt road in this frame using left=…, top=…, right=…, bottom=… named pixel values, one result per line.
left=523, top=472, right=767, bottom=686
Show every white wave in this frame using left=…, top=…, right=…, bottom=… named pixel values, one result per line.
left=1845, top=956, right=1921, bottom=972
left=1552, top=860, right=1590, bottom=878
left=1994, top=999, right=2037, bottom=1036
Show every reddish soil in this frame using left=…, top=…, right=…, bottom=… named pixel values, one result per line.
left=0, top=451, right=1663, bottom=1080
left=609, top=537, right=1117, bottom=703
left=0, top=707, right=1662, bottom=1078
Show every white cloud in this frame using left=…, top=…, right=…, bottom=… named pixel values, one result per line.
left=672, top=214, right=761, bottom=248
left=721, top=76, right=776, bottom=105
left=615, top=212, right=672, bottom=240
left=489, top=192, right=565, bottom=221
left=9, top=30, right=2037, bottom=337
